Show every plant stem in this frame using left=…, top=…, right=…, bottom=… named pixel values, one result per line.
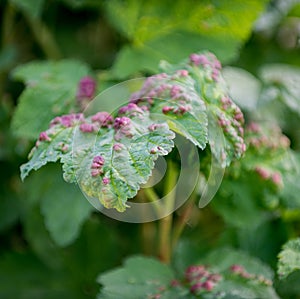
left=158, top=160, right=177, bottom=264
left=25, top=15, right=62, bottom=59
left=171, top=197, right=195, bottom=250
left=141, top=221, right=156, bottom=256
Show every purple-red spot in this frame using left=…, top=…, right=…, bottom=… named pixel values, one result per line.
left=39, top=131, right=51, bottom=142
left=102, top=177, right=110, bottom=185
left=79, top=123, right=95, bottom=133
left=162, top=106, right=174, bottom=114
left=91, top=112, right=114, bottom=127
left=190, top=53, right=210, bottom=66
left=77, top=76, right=96, bottom=100
left=114, top=117, right=131, bottom=129
left=113, top=143, right=123, bottom=151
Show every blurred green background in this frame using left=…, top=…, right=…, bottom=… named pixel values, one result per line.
left=1, top=0, right=300, bottom=298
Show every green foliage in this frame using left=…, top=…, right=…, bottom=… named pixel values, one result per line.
left=278, top=238, right=300, bottom=279
left=20, top=52, right=246, bottom=211
left=97, top=256, right=177, bottom=299
left=104, top=0, right=269, bottom=78
left=4, top=1, right=300, bottom=298
left=11, top=60, right=91, bottom=139
left=9, top=0, right=45, bottom=18
left=23, top=164, right=93, bottom=247
left=97, top=251, right=279, bottom=299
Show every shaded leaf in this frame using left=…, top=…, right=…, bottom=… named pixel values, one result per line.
left=0, top=251, right=75, bottom=299
left=9, top=0, right=45, bottom=18
left=106, top=0, right=269, bottom=77
left=23, top=164, right=93, bottom=247
left=97, top=256, right=176, bottom=299
left=39, top=171, right=93, bottom=247
left=222, top=66, right=261, bottom=111
left=259, top=64, right=300, bottom=116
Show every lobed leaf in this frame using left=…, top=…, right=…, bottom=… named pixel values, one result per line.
left=97, top=256, right=178, bottom=299
left=20, top=52, right=246, bottom=211
left=21, top=108, right=175, bottom=212
left=11, top=60, right=91, bottom=139
left=132, top=52, right=246, bottom=166
left=97, top=251, right=279, bottom=299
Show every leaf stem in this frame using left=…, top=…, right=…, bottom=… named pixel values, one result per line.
left=158, top=160, right=177, bottom=264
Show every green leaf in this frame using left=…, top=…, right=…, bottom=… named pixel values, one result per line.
left=23, top=204, right=64, bottom=268
left=23, top=164, right=93, bottom=247
left=39, top=170, right=93, bottom=247
left=106, top=0, right=269, bottom=77
left=97, top=256, right=175, bottom=299
left=201, top=248, right=279, bottom=299
left=259, top=64, right=300, bottom=116
left=131, top=70, right=208, bottom=150
left=9, top=0, right=45, bottom=18
left=76, top=113, right=175, bottom=212
left=111, top=33, right=240, bottom=79
left=222, top=66, right=261, bottom=111
left=133, top=52, right=245, bottom=166
left=11, top=60, right=90, bottom=139
left=21, top=109, right=174, bottom=212
left=278, top=238, right=300, bottom=279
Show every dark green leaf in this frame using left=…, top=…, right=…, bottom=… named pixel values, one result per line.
left=0, top=251, right=75, bottom=299
left=97, top=256, right=175, bottom=299
left=9, top=0, right=45, bottom=18
left=23, top=164, right=93, bottom=247
left=40, top=172, right=93, bottom=247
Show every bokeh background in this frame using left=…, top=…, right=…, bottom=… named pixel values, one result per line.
left=1, top=0, right=300, bottom=298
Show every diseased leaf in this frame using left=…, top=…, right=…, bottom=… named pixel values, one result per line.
left=97, top=256, right=176, bottom=299
left=278, top=238, right=300, bottom=279
left=132, top=52, right=245, bottom=166
left=130, top=70, right=208, bottom=150
left=21, top=108, right=174, bottom=212
left=20, top=52, right=246, bottom=212
left=11, top=60, right=91, bottom=139
left=97, top=252, right=279, bottom=299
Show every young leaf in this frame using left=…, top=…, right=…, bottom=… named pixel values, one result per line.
left=11, top=60, right=91, bottom=139
left=278, top=238, right=300, bottom=279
